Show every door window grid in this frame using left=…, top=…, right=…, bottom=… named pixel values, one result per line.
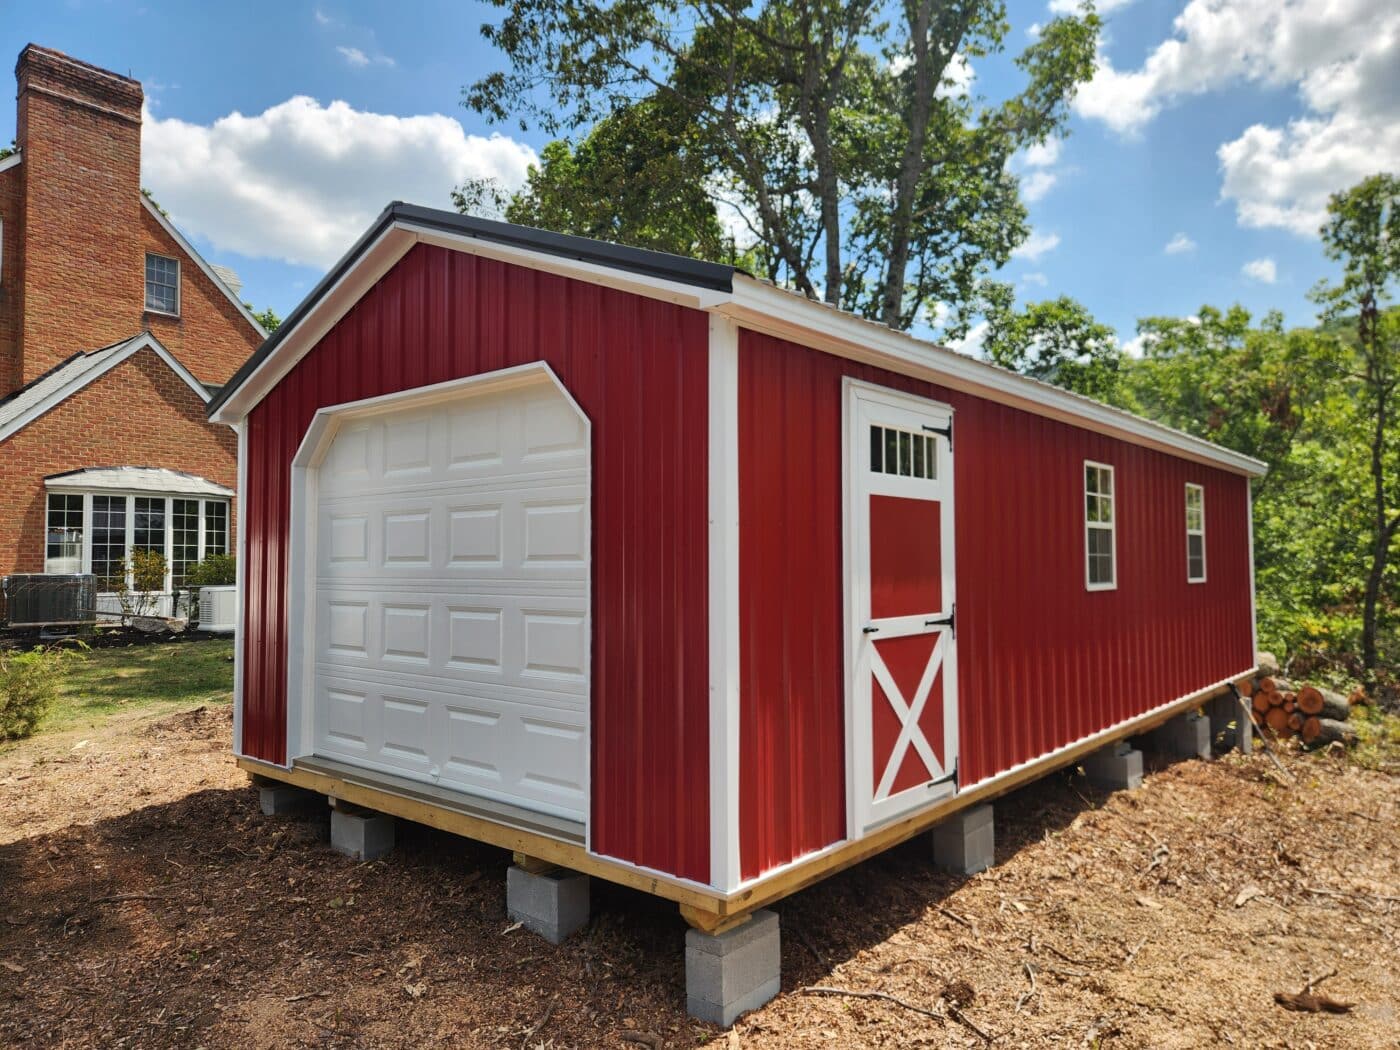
left=1186, top=483, right=1206, bottom=582
left=869, top=424, right=937, bottom=479
left=1085, top=462, right=1116, bottom=590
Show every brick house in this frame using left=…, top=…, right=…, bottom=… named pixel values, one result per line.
left=0, top=45, right=264, bottom=610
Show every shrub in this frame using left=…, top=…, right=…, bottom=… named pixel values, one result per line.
left=0, top=646, right=72, bottom=741
left=184, top=554, right=236, bottom=588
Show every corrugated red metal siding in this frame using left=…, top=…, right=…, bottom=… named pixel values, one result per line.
left=738, top=330, right=1254, bottom=879
left=240, top=243, right=711, bottom=883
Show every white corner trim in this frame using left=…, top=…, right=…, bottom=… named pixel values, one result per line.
left=1246, top=479, right=1258, bottom=658
left=233, top=421, right=248, bottom=759
left=707, top=315, right=742, bottom=892
left=140, top=194, right=267, bottom=338
left=0, top=332, right=215, bottom=443
left=0, top=149, right=20, bottom=174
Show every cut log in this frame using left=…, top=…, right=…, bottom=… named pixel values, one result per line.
left=1301, top=716, right=1322, bottom=744
left=1305, top=718, right=1357, bottom=749
left=1283, top=697, right=1297, bottom=714
left=1297, top=686, right=1324, bottom=715
left=1316, top=689, right=1350, bottom=721
left=1265, top=707, right=1290, bottom=733
left=1267, top=691, right=1285, bottom=708
left=1237, top=677, right=1256, bottom=698
left=1277, top=725, right=1296, bottom=741
left=1253, top=693, right=1272, bottom=714
left=1258, top=676, right=1277, bottom=694
left=1287, top=712, right=1304, bottom=731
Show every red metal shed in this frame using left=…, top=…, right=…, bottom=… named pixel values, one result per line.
left=209, top=204, right=1263, bottom=1021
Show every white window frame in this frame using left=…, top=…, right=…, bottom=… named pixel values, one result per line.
left=1084, top=460, right=1117, bottom=592
left=144, top=252, right=181, bottom=317
left=42, top=490, right=230, bottom=594
left=1185, top=482, right=1206, bottom=583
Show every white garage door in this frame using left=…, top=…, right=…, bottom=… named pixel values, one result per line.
left=309, top=379, right=589, bottom=822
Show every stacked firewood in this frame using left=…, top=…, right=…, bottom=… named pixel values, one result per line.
left=1243, top=674, right=1362, bottom=747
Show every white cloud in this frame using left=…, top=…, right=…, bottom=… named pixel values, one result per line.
left=1164, top=232, right=1197, bottom=254
left=1027, top=23, right=1042, bottom=40
left=1015, top=138, right=1063, bottom=202
left=314, top=8, right=335, bottom=26
left=337, top=45, right=394, bottom=69
left=1021, top=271, right=1049, bottom=287
left=1012, top=231, right=1061, bottom=261
left=1021, top=171, right=1058, bottom=203
left=142, top=97, right=537, bottom=269
left=949, top=321, right=988, bottom=357
left=1023, top=139, right=1061, bottom=169
left=1073, top=0, right=1400, bottom=237
left=1242, top=257, right=1277, bottom=283
left=1049, top=0, right=1136, bottom=13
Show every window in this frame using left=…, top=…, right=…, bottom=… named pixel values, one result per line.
left=45, top=494, right=84, bottom=573
left=869, top=424, right=938, bottom=480
left=1084, top=461, right=1116, bottom=590
left=91, top=495, right=127, bottom=587
left=39, top=492, right=229, bottom=591
left=204, top=501, right=228, bottom=557
left=145, top=253, right=179, bottom=314
left=1186, top=483, right=1206, bottom=582
left=171, top=499, right=200, bottom=587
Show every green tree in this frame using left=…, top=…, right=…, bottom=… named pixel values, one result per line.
left=978, top=284, right=1122, bottom=401
left=1311, top=174, right=1400, bottom=676
left=465, top=0, right=1098, bottom=330
left=245, top=305, right=282, bottom=333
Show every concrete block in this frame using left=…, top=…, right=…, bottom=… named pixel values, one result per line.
left=1083, top=741, right=1144, bottom=790
left=1148, top=711, right=1212, bottom=760
left=930, top=803, right=995, bottom=875
left=685, top=910, right=781, bottom=1027
left=1207, top=695, right=1252, bottom=754
left=330, top=806, right=396, bottom=861
left=506, top=865, right=590, bottom=945
left=256, top=780, right=320, bottom=817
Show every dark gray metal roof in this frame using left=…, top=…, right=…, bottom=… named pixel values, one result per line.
left=206, top=203, right=736, bottom=418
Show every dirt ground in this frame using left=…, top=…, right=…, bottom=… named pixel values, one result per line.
left=1, top=706, right=1396, bottom=1049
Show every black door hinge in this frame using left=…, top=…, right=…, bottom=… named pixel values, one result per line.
left=929, top=757, right=959, bottom=790
left=925, top=603, right=955, bottom=638
left=922, top=419, right=952, bottom=451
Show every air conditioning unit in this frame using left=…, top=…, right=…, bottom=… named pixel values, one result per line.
left=197, top=585, right=237, bottom=633
left=1, top=574, right=98, bottom=627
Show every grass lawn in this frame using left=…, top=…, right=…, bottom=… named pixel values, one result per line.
left=42, top=637, right=235, bottom=735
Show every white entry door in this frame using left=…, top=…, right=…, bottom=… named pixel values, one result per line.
left=308, top=376, right=590, bottom=823
left=847, top=381, right=959, bottom=833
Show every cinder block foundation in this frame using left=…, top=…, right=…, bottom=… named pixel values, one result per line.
left=506, top=865, right=590, bottom=945
left=1206, top=695, right=1251, bottom=753
left=329, top=804, right=396, bottom=861
left=1083, top=741, right=1144, bottom=790
left=931, top=803, right=995, bottom=875
left=685, top=909, right=781, bottom=1026
left=255, top=777, right=320, bottom=816
left=1148, top=710, right=1212, bottom=760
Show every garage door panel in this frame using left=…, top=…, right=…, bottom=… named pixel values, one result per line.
left=311, top=379, right=589, bottom=823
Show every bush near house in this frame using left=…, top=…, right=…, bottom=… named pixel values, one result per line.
left=0, top=645, right=75, bottom=740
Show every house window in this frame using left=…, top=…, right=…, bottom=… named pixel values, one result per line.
left=45, top=494, right=84, bottom=573
left=869, top=424, right=937, bottom=479
left=42, top=493, right=229, bottom=593
left=145, top=253, right=179, bottom=314
left=91, top=495, right=127, bottom=587
left=1084, top=461, right=1116, bottom=590
left=1186, top=483, right=1206, bottom=582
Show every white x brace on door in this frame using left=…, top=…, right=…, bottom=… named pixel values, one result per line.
left=846, top=380, right=959, bottom=833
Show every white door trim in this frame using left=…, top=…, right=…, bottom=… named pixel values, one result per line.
left=284, top=361, right=592, bottom=836
left=843, top=377, right=960, bottom=835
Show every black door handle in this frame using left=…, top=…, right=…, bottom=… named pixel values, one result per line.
left=862, top=625, right=880, bottom=634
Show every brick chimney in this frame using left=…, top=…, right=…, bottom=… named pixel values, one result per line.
left=8, top=45, right=144, bottom=387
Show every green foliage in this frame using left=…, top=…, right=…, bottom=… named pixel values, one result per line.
left=0, top=646, right=79, bottom=741
left=246, top=305, right=282, bottom=332
left=978, top=283, right=1123, bottom=401
left=0, top=138, right=15, bottom=161
left=183, top=554, right=236, bottom=588
left=141, top=186, right=169, bottom=218
left=464, top=0, right=1099, bottom=329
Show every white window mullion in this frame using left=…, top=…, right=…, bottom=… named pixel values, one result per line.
left=165, top=496, right=175, bottom=599
left=197, top=498, right=207, bottom=563
left=124, top=495, right=135, bottom=591
left=81, top=492, right=93, bottom=574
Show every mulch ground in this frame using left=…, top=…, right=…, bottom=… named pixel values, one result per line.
left=1, top=705, right=1396, bottom=1048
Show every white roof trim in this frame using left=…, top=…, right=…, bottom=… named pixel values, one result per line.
left=45, top=466, right=233, bottom=497
left=0, top=149, right=20, bottom=174
left=140, top=194, right=268, bottom=338
left=0, top=332, right=213, bottom=443
left=212, top=216, right=1266, bottom=478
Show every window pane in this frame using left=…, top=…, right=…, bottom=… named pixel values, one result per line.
left=1098, top=468, right=1112, bottom=497
left=133, top=496, right=165, bottom=554
left=913, top=431, right=925, bottom=477
left=884, top=428, right=898, bottom=473
left=1085, top=466, right=1098, bottom=494
left=926, top=436, right=937, bottom=479
left=1188, top=534, right=1205, bottom=579
left=145, top=254, right=178, bottom=313
left=1088, top=528, right=1111, bottom=557
left=898, top=431, right=911, bottom=476
left=46, top=493, right=83, bottom=572
left=171, top=499, right=200, bottom=587
left=1098, top=495, right=1112, bottom=525
left=204, top=502, right=228, bottom=557
left=1090, top=553, right=1114, bottom=585
left=92, top=495, right=126, bottom=587
left=870, top=426, right=883, bottom=473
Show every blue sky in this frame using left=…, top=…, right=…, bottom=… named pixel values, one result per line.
left=3, top=0, right=1394, bottom=348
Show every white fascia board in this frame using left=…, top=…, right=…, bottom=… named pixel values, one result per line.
left=0, top=332, right=213, bottom=443
left=721, top=277, right=1268, bottom=479
left=140, top=194, right=268, bottom=338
